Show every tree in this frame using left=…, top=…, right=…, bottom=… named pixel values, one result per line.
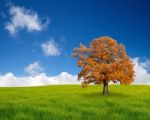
left=73, top=36, right=134, bottom=95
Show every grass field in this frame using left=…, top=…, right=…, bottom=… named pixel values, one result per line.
left=0, top=85, right=150, bottom=120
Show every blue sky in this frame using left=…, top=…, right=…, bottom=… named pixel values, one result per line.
left=0, top=0, right=150, bottom=86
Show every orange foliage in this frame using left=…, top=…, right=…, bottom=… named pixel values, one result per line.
left=73, top=36, right=135, bottom=87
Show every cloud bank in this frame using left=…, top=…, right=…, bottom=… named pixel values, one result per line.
left=132, top=58, right=150, bottom=85
left=5, top=5, right=48, bottom=34
left=0, top=57, right=150, bottom=87
left=0, top=72, right=78, bottom=87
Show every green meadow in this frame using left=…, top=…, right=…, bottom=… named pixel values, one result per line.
left=0, top=85, right=150, bottom=120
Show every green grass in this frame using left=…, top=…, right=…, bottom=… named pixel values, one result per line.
left=0, top=85, right=150, bottom=120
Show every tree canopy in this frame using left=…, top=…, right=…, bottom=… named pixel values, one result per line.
left=73, top=36, right=135, bottom=95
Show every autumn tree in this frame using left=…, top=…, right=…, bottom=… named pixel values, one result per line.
left=73, top=36, right=134, bottom=95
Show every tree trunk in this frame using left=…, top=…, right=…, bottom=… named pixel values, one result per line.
left=103, top=81, right=109, bottom=95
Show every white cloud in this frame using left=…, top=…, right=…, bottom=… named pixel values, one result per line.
left=0, top=57, right=150, bottom=87
left=41, top=39, right=60, bottom=56
left=5, top=5, right=48, bottom=34
left=0, top=72, right=78, bottom=87
left=24, top=62, right=43, bottom=76
left=132, top=58, right=150, bottom=85
left=140, top=59, right=150, bottom=71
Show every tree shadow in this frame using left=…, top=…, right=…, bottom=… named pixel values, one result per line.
left=82, top=91, right=131, bottom=99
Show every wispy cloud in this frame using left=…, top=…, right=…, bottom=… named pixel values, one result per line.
left=0, top=11, right=7, bottom=18
left=0, top=72, right=78, bottom=87
left=24, top=62, right=43, bottom=76
left=41, top=39, right=60, bottom=56
left=5, top=5, right=49, bottom=35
